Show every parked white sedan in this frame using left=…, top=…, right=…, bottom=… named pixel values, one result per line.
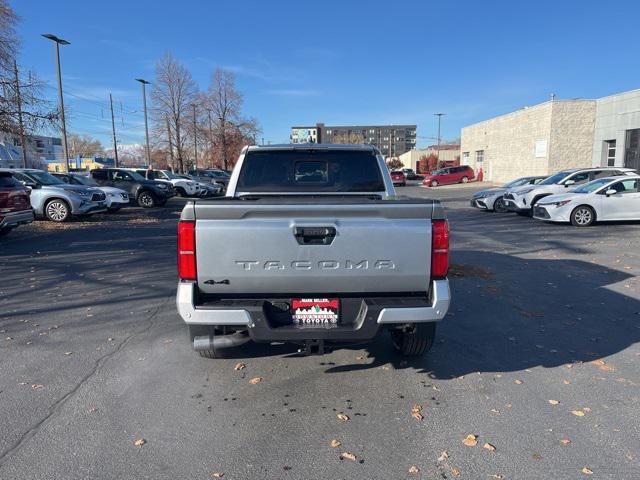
left=533, top=175, right=640, bottom=226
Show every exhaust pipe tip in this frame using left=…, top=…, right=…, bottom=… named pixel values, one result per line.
left=193, top=332, right=250, bottom=352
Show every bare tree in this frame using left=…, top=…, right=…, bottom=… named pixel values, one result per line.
left=1, top=1, right=57, bottom=163
left=68, top=133, right=104, bottom=158
left=203, top=68, right=261, bottom=170
left=151, top=53, right=197, bottom=173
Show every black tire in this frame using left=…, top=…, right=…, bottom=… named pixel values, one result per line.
left=570, top=205, right=595, bottom=227
left=461, top=176, right=469, bottom=184
left=107, top=206, right=121, bottom=213
left=430, top=180, right=439, bottom=187
left=0, top=227, right=13, bottom=238
left=391, top=323, right=437, bottom=356
left=493, top=197, right=508, bottom=213
left=44, top=198, right=71, bottom=222
left=137, top=190, right=156, bottom=208
left=175, top=187, right=187, bottom=197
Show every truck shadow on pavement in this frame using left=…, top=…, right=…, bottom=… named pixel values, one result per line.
left=325, top=250, right=640, bottom=378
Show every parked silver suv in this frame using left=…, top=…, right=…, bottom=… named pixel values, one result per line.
left=11, top=169, right=107, bottom=222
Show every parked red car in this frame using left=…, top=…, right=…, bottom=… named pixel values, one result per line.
left=390, top=170, right=407, bottom=187
left=0, top=170, right=34, bottom=238
left=422, top=165, right=475, bottom=187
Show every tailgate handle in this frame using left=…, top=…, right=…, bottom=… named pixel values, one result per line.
left=294, top=226, right=336, bottom=245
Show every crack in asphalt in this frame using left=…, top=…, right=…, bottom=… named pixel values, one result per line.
left=0, top=294, right=173, bottom=466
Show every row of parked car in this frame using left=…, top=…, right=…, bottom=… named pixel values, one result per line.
left=0, top=167, right=230, bottom=237
left=470, top=167, right=640, bottom=226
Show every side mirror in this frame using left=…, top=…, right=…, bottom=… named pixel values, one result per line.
left=24, top=181, right=41, bottom=189
left=564, top=180, right=575, bottom=187
left=605, top=188, right=617, bottom=196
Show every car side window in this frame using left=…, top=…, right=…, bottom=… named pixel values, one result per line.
left=567, top=172, right=590, bottom=184
left=13, top=172, right=30, bottom=183
left=610, top=179, right=638, bottom=194
left=592, top=170, right=616, bottom=179
left=112, top=171, right=132, bottom=181
left=92, top=170, right=107, bottom=180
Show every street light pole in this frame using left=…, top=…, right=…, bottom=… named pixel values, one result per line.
left=192, top=104, right=198, bottom=170
left=42, top=34, right=70, bottom=172
left=434, top=113, right=445, bottom=166
left=135, top=79, right=151, bottom=168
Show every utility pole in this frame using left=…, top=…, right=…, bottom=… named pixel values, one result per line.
left=135, top=79, right=151, bottom=168
left=192, top=104, right=198, bottom=170
left=13, top=60, right=27, bottom=168
left=434, top=113, right=445, bottom=166
left=109, top=93, right=119, bottom=167
left=42, top=34, right=70, bottom=171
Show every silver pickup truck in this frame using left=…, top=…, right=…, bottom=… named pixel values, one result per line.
left=176, top=144, right=450, bottom=357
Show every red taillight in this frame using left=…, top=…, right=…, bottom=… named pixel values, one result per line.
left=431, top=219, right=449, bottom=278
left=178, top=220, right=197, bottom=280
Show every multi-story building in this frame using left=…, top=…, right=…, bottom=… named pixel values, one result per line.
left=0, top=131, right=63, bottom=168
left=290, top=123, right=417, bottom=157
left=592, top=88, right=640, bottom=171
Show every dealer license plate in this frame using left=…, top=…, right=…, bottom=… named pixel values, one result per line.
left=291, top=298, right=339, bottom=327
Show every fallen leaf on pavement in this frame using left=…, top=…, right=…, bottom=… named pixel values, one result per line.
left=234, top=363, right=246, bottom=371
left=31, top=384, right=44, bottom=390
left=437, top=451, right=449, bottom=461
left=212, top=472, right=224, bottom=478
left=548, top=400, right=560, bottom=405
left=483, top=443, right=496, bottom=452
left=408, top=465, right=420, bottom=474
left=249, top=377, right=263, bottom=385
left=411, top=404, right=422, bottom=413
left=560, top=439, right=571, bottom=445
left=462, top=434, right=478, bottom=447
left=489, top=476, right=504, bottom=479
left=582, top=467, right=593, bottom=475
left=337, top=413, right=350, bottom=422
left=134, top=438, right=146, bottom=447
left=64, top=352, right=73, bottom=356
left=582, top=407, right=592, bottom=413
left=514, top=379, right=523, bottom=385
left=451, top=467, right=461, bottom=477
left=563, top=380, right=572, bottom=385
left=412, top=411, right=424, bottom=421
left=330, top=439, right=341, bottom=448
left=571, top=410, right=585, bottom=417
left=340, top=452, right=356, bottom=461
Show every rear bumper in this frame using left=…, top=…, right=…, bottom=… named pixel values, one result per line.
left=176, top=279, right=450, bottom=342
left=0, top=208, right=35, bottom=228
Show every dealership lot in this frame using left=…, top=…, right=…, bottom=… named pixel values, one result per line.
left=1, top=184, right=639, bottom=479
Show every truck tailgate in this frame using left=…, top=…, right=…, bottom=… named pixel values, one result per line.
left=192, top=200, right=434, bottom=295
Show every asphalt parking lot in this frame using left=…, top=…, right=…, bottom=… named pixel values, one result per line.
left=1, top=183, right=639, bottom=480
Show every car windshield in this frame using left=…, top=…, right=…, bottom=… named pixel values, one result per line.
left=539, top=170, right=573, bottom=185
left=71, top=175, right=98, bottom=186
left=572, top=178, right=613, bottom=193
left=25, top=171, right=64, bottom=185
left=162, top=171, right=181, bottom=179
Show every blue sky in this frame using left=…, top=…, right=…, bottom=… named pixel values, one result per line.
left=13, top=0, right=640, bottom=148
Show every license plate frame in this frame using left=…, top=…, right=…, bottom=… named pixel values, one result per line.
left=291, top=298, right=340, bottom=327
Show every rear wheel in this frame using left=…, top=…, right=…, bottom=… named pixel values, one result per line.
left=45, top=199, right=71, bottom=222
left=391, top=323, right=437, bottom=356
left=493, top=197, right=508, bottom=213
left=570, top=205, right=595, bottom=227
left=430, top=180, right=439, bottom=187
left=175, top=187, right=187, bottom=197
left=461, top=176, right=469, bottom=183
left=137, top=191, right=156, bottom=208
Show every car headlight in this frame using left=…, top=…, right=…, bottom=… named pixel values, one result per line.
left=75, top=191, right=91, bottom=198
left=516, top=188, right=535, bottom=196
left=552, top=200, right=572, bottom=208
left=156, top=184, right=167, bottom=189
